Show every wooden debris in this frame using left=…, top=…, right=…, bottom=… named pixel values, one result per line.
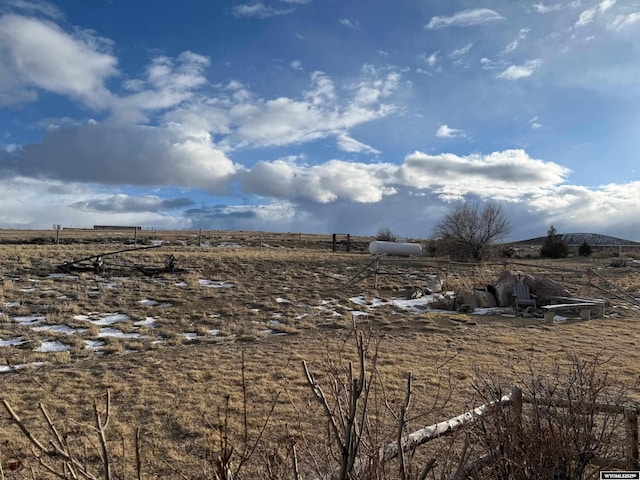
left=135, top=254, right=187, bottom=276
left=56, top=244, right=162, bottom=274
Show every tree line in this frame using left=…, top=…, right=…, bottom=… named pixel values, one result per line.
left=377, top=201, right=590, bottom=261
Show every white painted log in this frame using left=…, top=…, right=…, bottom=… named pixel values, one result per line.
left=379, top=392, right=513, bottom=462
left=319, top=392, right=515, bottom=479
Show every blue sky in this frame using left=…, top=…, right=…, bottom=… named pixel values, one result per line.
left=1, top=0, right=640, bottom=241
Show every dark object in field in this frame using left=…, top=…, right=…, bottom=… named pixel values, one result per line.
left=57, top=244, right=162, bottom=274
left=58, top=255, right=105, bottom=273
left=135, top=254, right=188, bottom=276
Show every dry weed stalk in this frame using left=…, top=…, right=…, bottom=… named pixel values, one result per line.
left=467, top=352, right=637, bottom=479
left=1, top=389, right=142, bottom=480
left=301, top=321, right=454, bottom=480
left=203, top=349, right=281, bottom=480
left=302, top=323, right=378, bottom=480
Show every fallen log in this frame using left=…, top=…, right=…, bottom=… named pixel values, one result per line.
left=318, top=390, right=515, bottom=479
left=56, top=244, right=161, bottom=274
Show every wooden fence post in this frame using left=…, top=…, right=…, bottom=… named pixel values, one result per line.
left=511, top=386, right=523, bottom=430
left=625, top=407, right=639, bottom=469
left=346, top=234, right=351, bottom=253
left=332, top=233, right=337, bottom=252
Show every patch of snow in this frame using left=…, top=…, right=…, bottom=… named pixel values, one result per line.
left=33, top=324, right=87, bottom=335
left=349, top=296, right=368, bottom=306
left=261, top=329, right=287, bottom=336
left=3, top=301, right=20, bottom=307
left=0, top=336, right=26, bottom=347
left=184, top=333, right=198, bottom=340
left=175, top=281, right=188, bottom=287
left=134, top=317, right=156, bottom=327
left=314, top=305, right=341, bottom=316
left=350, top=311, right=369, bottom=317
left=138, top=299, right=171, bottom=308
left=199, top=279, right=234, bottom=288
left=276, top=297, right=290, bottom=303
left=14, top=315, right=45, bottom=326
left=91, top=314, right=130, bottom=326
left=472, top=307, right=513, bottom=316
left=390, top=297, right=431, bottom=313
left=0, top=361, right=46, bottom=373
left=209, top=329, right=220, bottom=335
left=97, top=328, right=141, bottom=339
left=35, top=341, right=72, bottom=352
left=49, top=273, right=73, bottom=279
left=84, top=340, right=106, bottom=350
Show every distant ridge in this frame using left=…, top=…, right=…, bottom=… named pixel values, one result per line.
left=515, top=233, right=640, bottom=246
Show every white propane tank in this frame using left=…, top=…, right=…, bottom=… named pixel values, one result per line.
left=368, top=241, right=422, bottom=257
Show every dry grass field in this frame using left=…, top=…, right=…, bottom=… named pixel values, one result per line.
left=1, top=228, right=640, bottom=479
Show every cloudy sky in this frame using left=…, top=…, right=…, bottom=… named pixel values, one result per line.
left=1, top=0, right=639, bottom=241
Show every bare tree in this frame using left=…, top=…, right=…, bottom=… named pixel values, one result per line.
left=433, top=201, right=510, bottom=260
left=375, top=227, right=398, bottom=242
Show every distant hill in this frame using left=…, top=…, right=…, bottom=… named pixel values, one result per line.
left=514, top=233, right=640, bottom=247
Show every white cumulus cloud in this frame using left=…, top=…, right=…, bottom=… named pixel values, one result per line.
left=435, top=125, right=466, bottom=138
left=599, top=0, right=616, bottom=13
left=0, top=14, right=117, bottom=108
left=338, top=17, right=360, bottom=30
left=576, top=8, right=596, bottom=27
left=608, top=12, right=640, bottom=31
left=399, top=149, right=570, bottom=200
left=496, top=59, right=543, bottom=80
left=10, top=120, right=236, bottom=190
left=336, top=133, right=381, bottom=155
left=231, top=2, right=294, bottom=19
left=532, top=3, right=563, bottom=14
left=426, top=8, right=504, bottom=29
left=241, top=158, right=396, bottom=203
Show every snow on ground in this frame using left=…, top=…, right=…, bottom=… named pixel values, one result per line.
left=0, top=362, right=46, bottom=373
left=71, top=312, right=133, bottom=326
left=84, top=340, right=106, bottom=351
left=0, top=274, right=536, bottom=374
left=14, top=315, right=45, bottom=326
left=33, top=324, right=87, bottom=335
left=0, top=337, right=26, bottom=347
left=35, top=341, right=72, bottom=353
left=198, top=279, right=234, bottom=288
left=134, top=317, right=157, bottom=327
left=139, top=299, right=172, bottom=308
left=97, top=328, right=142, bottom=339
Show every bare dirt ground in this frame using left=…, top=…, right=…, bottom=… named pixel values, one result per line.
left=1, top=229, right=640, bottom=478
